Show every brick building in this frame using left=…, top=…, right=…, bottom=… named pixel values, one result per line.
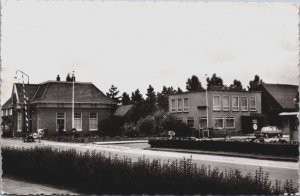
left=1, top=76, right=116, bottom=136
left=168, top=90, right=262, bottom=137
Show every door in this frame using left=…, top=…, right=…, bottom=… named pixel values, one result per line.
left=56, top=112, right=65, bottom=132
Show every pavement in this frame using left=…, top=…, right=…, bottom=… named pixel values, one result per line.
left=93, top=140, right=148, bottom=145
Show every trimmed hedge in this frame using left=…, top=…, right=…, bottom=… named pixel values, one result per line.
left=2, top=146, right=297, bottom=194
left=148, top=138, right=299, bottom=157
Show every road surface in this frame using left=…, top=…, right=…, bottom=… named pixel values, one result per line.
left=2, top=138, right=299, bottom=188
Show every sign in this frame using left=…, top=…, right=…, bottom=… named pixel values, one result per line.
left=253, top=123, right=258, bottom=131
left=33, top=133, right=38, bottom=139
left=168, top=131, right=175, bottom=136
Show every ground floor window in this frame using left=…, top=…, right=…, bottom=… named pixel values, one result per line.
left=187, top=117, right=194, bottom=128
left=89, top=112, right=98, bottom=131
left=199, top=117, right=207, bottom=129
left=74, top=113, right=82, bottom=131
left=56, top=112, right=65, bottom=131
left=225, top=117, right=235, bottom=129
left=214, top=117, right=224, bottom=129
left=17, top=112, right=22, bottom=132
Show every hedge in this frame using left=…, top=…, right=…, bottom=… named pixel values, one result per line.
left=2, top=146, right=297, bottom=195
left=148, top=138, right=299, bottom=157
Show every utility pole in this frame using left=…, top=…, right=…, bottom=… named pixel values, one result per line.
left=72, top=71, right=75, bottom=130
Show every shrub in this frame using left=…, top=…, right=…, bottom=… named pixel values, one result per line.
left=2, top=146, right=297, bottom=195
left=137, top=116, right=155, bottom=136
left=99, top=116, right=124, bottom=137
left=148, top=138, right=299, bottom=157
left=161, top=114, right=193, bottom=137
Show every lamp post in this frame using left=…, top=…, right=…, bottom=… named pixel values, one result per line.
left=205, top=74, right=209, bottom=138
left=14, top=70, right=30, bottom=134
left=72, top=71, right=75, bottom=130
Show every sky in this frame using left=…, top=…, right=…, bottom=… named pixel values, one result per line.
left=1, top=1, right=299, bottom=103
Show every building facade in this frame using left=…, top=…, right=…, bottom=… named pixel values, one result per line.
left=1, top=76, right=117, bottom=136
left=168, top=90, right=262, bottom=137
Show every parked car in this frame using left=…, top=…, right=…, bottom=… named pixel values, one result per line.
left=254, top=126, right=283, bottom=138
left=22, top=133, right=35, bottom=142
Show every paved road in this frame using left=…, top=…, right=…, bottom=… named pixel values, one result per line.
left=2, top=138, right=299, bottom=188
left=2, top=176, right=78, bottom=195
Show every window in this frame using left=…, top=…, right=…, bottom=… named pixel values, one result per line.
left=171, top=99, right=176, bottom=112
left=213, top=96, right=221, bottom=111
left=183, top=98, right=189, bottom=112
left=177, top=99, right=183, bottom=112
left=232, top=97, right=239, bottom=111
left=241, top=97, right=248, bottom=111
left=250, top=97, right=256, bottom=111
left=223, top=96, right=230, bottom=111
left=225, top=117, right=235, bottom=129
left=37, top=112, right=41, bottom=129
left=8, top=109, right=12, bottom=116
left=1, top=110, right=3, bottom=116
left=199, top=117, right=208, bottom=129
left=17, top=112, right=22, bottom=132
left=4, top=110, right=8, bottom=116
left=89, top=112, right=98, bottom=131
left=214, top=117, right=224, bottom=129
left=187, top=117, right=194, bottom=128
left=56, top=112, right=65, bottom=132
left=74, top=113, right=82, bottom=131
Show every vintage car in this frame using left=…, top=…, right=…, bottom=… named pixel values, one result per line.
left=254, top=126, right=283, bottom=138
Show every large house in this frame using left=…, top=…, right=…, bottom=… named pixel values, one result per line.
left=168, top=90, right=262, bottom=137
left=1, top=75, right=117, bottom=136
left=254, top=83, right=299, bottom=141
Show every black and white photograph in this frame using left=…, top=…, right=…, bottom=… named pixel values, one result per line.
left=0, top=1, right=299, bottom=195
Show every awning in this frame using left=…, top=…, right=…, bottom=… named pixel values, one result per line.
left=279, top=112, right=299, bottom=116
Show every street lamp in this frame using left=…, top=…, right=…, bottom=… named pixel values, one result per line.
left=205, top=74, right=209, bottom=138
left=14, top=70, right=30, bottom=134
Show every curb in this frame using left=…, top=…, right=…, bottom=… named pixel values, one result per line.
left=93, top=140, right=148, bottom=145
left=146, top=147, right=298, bottom=162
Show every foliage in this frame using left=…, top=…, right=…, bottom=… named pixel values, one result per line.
left=137, top=116, right=156, bottom=136
left=248, top=75, right=264, bottom=91
left=206, top=73, right=226, bottom=90
left=130, top=89, right=146, bottom=122
left=161, top=114, right=193, bottom=137
left=144, top=85, right=157, bottom=115
left=229, top=79, right=244, bottom=91
left=99, top=116, right=124, bottom=137
left=186, top=75, right=204, bottom=91
left=2, top=146, right=297, bottom=195
left=149, top=138, right=299, bottom=157
left=106, top=85, right=121, bottom=103
left=157, top=86, right=177, bottom=111
left=121, top=92, right=131, bottom=105
left=177, top=87, right=183, bottom=93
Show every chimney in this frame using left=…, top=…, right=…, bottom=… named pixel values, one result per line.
left=66, top=73, right=71, bottom=82
left=56, top=75, right=60, bottom=81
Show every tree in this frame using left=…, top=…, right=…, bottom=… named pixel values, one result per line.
left=186, top=75, right=204, bottom=91
left=106, top=85, right=121, bottom=103
left=248, top=75, right=263, bottom=91
left=229, top=79, right=243, bottom=91
left=157, top=86, right=176, bottom=111
left=121, top=92, right=131, bottom=105
left=145, top=85, right=157, bottom=115
left=206, top=73, right=225, bottom=90
left=131, top=89, right=144, bottom=104
left=177, top=87, right=183, bottom=93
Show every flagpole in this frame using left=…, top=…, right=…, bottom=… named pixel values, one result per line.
left=72, top=71, right=75, bottom=130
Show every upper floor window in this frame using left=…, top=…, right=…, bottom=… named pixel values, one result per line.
left=232, top=96, right=239, bottom=111
left=250, top=97, right=256, bottom=111
left=241, top=97, right=248, bottom=111
left=213, top=96, right=221, bottom=111
left=222, top=96, right=230, bottom=111
left=177, top=99, right=183, bottom=112
left=183, top=98, right=189, bottom=112
left=171, top=99, right=176, bottom=112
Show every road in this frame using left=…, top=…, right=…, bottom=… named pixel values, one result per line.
left=2, top=138, right=299, bottom=188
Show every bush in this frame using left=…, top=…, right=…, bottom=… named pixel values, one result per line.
left=161, top=114, right=193, bottom=137
left=2, top=146, right=297, bottom=195
left=148, top=138, right=299, bottom=157
left=99, top=116, right=124, bottom=137
left=137, top=116, right=155, bottom=136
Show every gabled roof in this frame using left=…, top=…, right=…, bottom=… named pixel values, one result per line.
left=12, top=81, right=116, bottom=105
left=262, top=83, right=298, bottom=110
left=113, top=104, right=134, bottom=117
left=2, top=98, right=12, bottom=110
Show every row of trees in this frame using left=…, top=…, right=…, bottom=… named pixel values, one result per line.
left=106, top=74, right=264, bottom=109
